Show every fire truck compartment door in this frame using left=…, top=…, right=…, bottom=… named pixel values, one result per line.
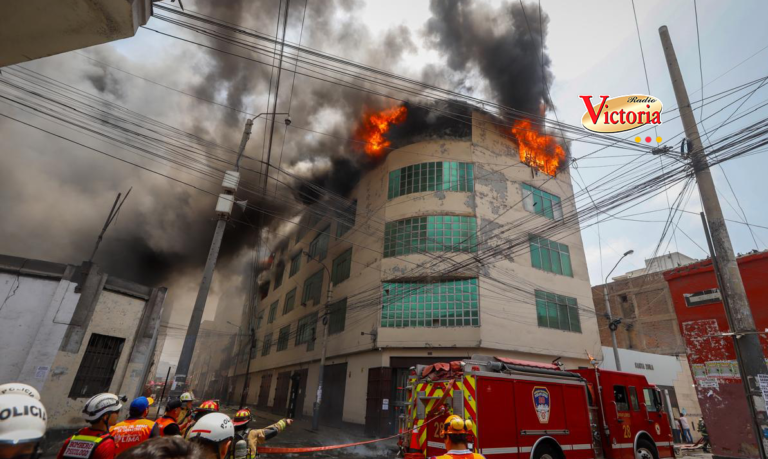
left=477, top=377, right=518, bottom=458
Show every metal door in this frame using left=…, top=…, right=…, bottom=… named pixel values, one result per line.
left=272, top=371, right=291, bottom=415
left=257, top=373, right=272, bottom=408
left=319, top=363, right=347, bottom=426
left=287, top=369, right=308, bottom=418
left=365, top=367, right=392, bottom=437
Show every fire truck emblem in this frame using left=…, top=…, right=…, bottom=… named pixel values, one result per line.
left=532, top=386, right=551, bottom=424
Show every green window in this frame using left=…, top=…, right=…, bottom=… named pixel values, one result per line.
left=522, top=183, right=563, bottom=220
left=336, top=200, right=356, bottom=238
left=268, top=300, right=278, bottom=324
left=381, top=278, right=479, bottom=328
left=388, top=162, right=474, bottom=199
left=296, top=313, right=317, bottom=350
left=256, top=310, right=264, bottom=329
left=309, top=226, right=330, bottom=261
left=332, top=248, right=353, bottom=285
left=277, top=325, right=290, bottom=351
left=262, top=333, right=272, bottom=356
left=283, top=288, right=297, bottom=315
left=384, top=216, right=477, bottom=258
left=289, top=252, right=301, bottom=277
left=529, top=235, right=573, bottom=276
left=302, top=270, right=323, bottom=307
left=535, top=290, right=581, bottom=333
left=328, top=298, right=347, bottom=335
left=274, top=263, right=285, bottom=290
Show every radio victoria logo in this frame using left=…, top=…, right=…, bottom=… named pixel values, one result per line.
left=579, top=94, right=663, bottom=143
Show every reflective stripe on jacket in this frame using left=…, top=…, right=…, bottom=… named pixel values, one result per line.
left=59, top=429, right=114, bottom=459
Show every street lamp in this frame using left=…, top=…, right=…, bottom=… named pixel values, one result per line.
left=302, top=250, right=334, bottom=431
left=604, top=249, right=634, bottom=371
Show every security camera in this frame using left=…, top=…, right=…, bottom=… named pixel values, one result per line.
left=285, top=116, right=292, bottom=126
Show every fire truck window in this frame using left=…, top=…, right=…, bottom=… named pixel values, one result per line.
left=629, top=387, right=640, bottom=411
left=613, top=385, right=630, bottom=411
left=643, top=388, right=658, bottom=412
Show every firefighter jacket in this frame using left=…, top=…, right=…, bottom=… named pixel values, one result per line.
left=430, top=449, right=486, bottom=459
left=156, top=416, right=181, bottom=436
left=57, top=428, right=115, bottom=459
left=245, top=419, right=290, bottom=456
left=109, top=418, right=158, bottom=455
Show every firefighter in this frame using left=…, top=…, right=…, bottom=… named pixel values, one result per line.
left=0, top=383, right=40, bottom=400
left=181, top=401, right=219, bottom=439
left=177, top=393, right=195, bottom=436
left=698, top=418, right=710, bottom=453
left=0, top=393, right=47, bottom=459
left=110, top=397, right=159, bottom=455
left=57, top=393, right=122, bottom=459
left=155, top=399, right=183, bottom=437
left=231, top=408, right=292, bottom=458
left=433, top=415, right=485, bottom=459
left=186, top=413, right=234, bottom=459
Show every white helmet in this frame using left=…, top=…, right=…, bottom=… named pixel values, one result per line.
left=0, top=383, right=41, bottom=401
left=180, top=392, right=194, bottom=402
left=82, top=393, right=122, bottom=422
left=186, top=413, right=233, bottom=443
left=0, top=394, right=47, bottom=444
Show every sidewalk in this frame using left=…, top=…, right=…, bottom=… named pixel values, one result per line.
left=222, top=404, right=399, bottom=458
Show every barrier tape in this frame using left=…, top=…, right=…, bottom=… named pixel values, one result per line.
left=257, top=412, right=447, bottom=455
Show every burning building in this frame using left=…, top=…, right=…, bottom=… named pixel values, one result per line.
left=226, top=108, right=598, bottom=434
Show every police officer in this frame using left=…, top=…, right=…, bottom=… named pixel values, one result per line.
left=155, top=399, right=182, bottom=437
left=110, top=397, right=158, bottom=455
left=0, top=384, right=40, bottom=401
left=186, top=413, right=234, bottom=459
left=57, top=393, right=122, bottom=459
left=0, top=393, right=47, bottom=459
left=431, top=415, right=485, bottom=459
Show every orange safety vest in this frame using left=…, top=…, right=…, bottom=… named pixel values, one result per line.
left=431, top=451, right=486, bottom=459
left=155, top=416, right=178, bottom=436
left=110, top=418, right=155, bottom=455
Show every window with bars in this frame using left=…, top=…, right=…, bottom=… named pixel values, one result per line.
left=277, top=325, right=291, bottom=351
left=69, top=334, right=125, bottom=398
left=529, top=235, right=573, bottom=276
left=328, top=298, right=347, bottom=335
left=296, top=313, right=317, bottom=350
left=383, top=216, right=477, bottom=258
left=268, top=300, right=279, bottom=324
left=289, top=252, right=301, bottom=278
left=309, top=226, right=330, bottom=261
left=388, top=162, right=474, bottom=199
left=283, top=288, right=297, bottom=315
left=274, top=263, right=285, bottom=290
left=381, top=279, right=479, bottom=328
left=332, top=248, right=352, bottom=285
left=256, top=310, right=265, bottom=329
left=302, top=270, right=323, bottom=307
left=535, top=290, right=581, bottom=333
left=336, top=200, right=357, bottom=238
left=521, top=183, right=563, bottom=220
left=262, top=333, right=273, bottom=356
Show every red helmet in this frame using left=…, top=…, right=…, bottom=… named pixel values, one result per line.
left=233, top=408, right=251, bottom=427
left=197, top=400, right=219, bottom=413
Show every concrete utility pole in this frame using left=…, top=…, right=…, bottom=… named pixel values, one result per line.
left=174, top=112, right=289, bottom=395
left=660, top=26, right=768, bottom=458
left=604, top=250, right=633, bottom=371
left=303, top=250, right=333, bottom=431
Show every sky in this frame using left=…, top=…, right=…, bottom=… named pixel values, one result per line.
left=1, top=0, right=767, bottom=366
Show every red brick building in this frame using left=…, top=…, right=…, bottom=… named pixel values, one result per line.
left=664, top=251, right=768, bottom=459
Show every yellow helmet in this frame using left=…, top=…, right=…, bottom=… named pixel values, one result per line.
left=441, top=414, right=474, bottom=437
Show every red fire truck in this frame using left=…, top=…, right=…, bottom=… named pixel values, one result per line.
left=401, top=355, right=674, bottom=459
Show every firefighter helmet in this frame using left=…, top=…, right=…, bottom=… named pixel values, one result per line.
left=0, top=394, right=47, bottom=444
left=180, top=392, right=194, bottom=402
left=232, top=409, right=251, bottom=427
left=186, top=413, right=233, bottom=443
left=82, top=393, right=122, bottom=422
left=440, top=415, right=474, bottom=437
left=198, top=400, right=219, bottom=412
left=0, top=383, right=40, bottom=401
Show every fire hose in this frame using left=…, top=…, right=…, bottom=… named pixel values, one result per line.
left=258, top=380, right=456, bottom=455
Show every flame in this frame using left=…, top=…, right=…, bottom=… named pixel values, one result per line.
left=510, top=119, right=566, bottom=176
left=355, top=105, right=407, bottom=157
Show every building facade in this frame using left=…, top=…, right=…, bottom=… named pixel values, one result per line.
left=229, top=112, right=602, bottom=433
left=0, top=254, right=166, bottom=432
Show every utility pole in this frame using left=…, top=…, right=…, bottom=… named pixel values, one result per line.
left=303, top=251, right=333, bottom=431
left=603, top=250, right=633, bottom=371
left=660, top=26, right=768, bottom=457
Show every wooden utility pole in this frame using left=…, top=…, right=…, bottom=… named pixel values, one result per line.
left=660, top=25, right=768, bottom=458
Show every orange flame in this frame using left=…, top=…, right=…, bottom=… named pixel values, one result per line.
left=511, top=119, right=566, bottom=176
left=355, top=105, right=407, bottom=157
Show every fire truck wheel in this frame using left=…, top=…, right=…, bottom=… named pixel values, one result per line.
left=533, top=442, right=563, bottom=459
left=635, top=439, right=658, bottom=459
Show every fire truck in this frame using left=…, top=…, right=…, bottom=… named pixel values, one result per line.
left=400, top=355, right=674, bottom=459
